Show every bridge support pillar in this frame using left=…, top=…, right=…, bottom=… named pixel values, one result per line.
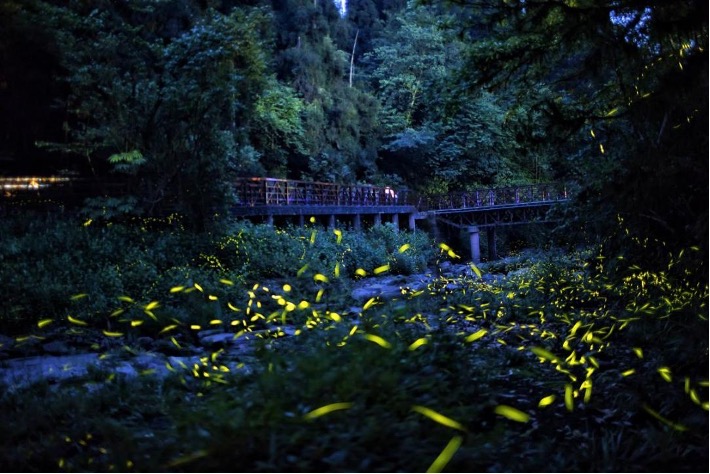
left=374, top=213, right=382, bottom=226
left=468, top=226, right=480, bottom=264
left=328, top=214, right=336, bottom=229
left=391, top=213, right=399, bottom=230
left=353, top=214, right=362, bottom=232
left=408, top=213, right=416, bottom=231
left=298, top=214, right=305, bottom=227
left=487, top=227, right=497, bottom=261
left=266, top=214, right=274, bottom=226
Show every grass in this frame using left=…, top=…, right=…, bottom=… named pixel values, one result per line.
left=0, top=215, right=707, bottom=472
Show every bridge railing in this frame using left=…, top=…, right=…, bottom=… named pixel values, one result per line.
left=234, top=177, right=414, bottom=207
left=423, top=183, right=568, bottom=211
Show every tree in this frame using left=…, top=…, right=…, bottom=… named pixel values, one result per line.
left=19, top=1, right=272, bottom=230
left=436, top=0, right=708, bottom=275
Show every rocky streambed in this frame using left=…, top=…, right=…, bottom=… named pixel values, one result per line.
left=0, top=262, right=506, bottom=390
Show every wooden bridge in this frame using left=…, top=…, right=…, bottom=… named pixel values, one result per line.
left=2, top=176, right=569, bottom=261
left=233, top=177, right=567, bottom=225
left=233, top=178, right=569, bottom=261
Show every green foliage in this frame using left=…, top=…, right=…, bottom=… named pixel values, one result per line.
left=0, top=214, right=437, bottom=336
left=438, top=0, right=708, bottom=278
left=14, top=1, right=273, bottom=230
left=0, top=228, right=706, bottom=472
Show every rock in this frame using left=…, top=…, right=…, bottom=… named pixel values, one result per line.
left=0, top=334, right=14, bottom=351
left=136, top=336, right=155, bottom=349
left=0, top=353, right=101, bottom=387
left=42, top=340, right=73, bottom=355
left=200, top=332, right=234, bottom=347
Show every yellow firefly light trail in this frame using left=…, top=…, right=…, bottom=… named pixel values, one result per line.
left=427, top=435, right=463, bottom=473
left=411, top=405, right=467, bottom=432
left=303, top=402, right=353, bottom=420
left=494, top=405, right=530, bottom=423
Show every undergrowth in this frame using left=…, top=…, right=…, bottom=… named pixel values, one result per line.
left=0, top=213, right=707, bottom=472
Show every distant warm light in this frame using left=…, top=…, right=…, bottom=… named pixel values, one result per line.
left=0, top=176, right=71, bottom=191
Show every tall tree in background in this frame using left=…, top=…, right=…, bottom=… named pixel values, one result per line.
left=439, top=0, right=707, bottom=275
left=365, top=3, right=536, bottom=193
left=272, top=0, right=382, bottom=182
left=12, top=0, right=272, bottom=230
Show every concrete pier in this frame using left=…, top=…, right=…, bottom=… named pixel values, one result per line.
left=468, top=226, right=481, bottom=263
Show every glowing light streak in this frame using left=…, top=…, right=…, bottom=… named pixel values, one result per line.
left=564, top=384, right=574, bottom=411
left=314, top=273, right=329, bottom=283
left=538, top=395, right=556, bottom=407
left=412, top=405, right=467, bottom=432
left=363, top=333, right=392, bottom=349
left=426, top=435, right=463, bottom=473
left=642, top=404, right=687, bottom=431
left=363, top=298, right=377, bottom=311
left=530, top=346, right=561, bottom=364
left=494, top=405, right=530, bottom=423
left=373, top=264, right=390, bottom=275
left=657, top=366, right=672, bottom=382
left=67, top=315, right=88, bottom=326
left=303, top=402, right=353, bottom=420
left=465, top=329, right=488, bottom=343
left=408, top=338, right=428, bottom=351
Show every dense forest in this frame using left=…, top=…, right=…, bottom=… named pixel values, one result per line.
left=0, top=0, right=707, bottom=472
left=2, top=0, right=706, bottom=246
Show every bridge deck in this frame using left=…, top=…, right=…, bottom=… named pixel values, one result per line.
left=233, top=177, right=567, bottom=218
left=1, top=176, right=569, bottom=224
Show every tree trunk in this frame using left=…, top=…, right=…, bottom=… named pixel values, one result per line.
left=349, top=30, right=359, bottom=88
